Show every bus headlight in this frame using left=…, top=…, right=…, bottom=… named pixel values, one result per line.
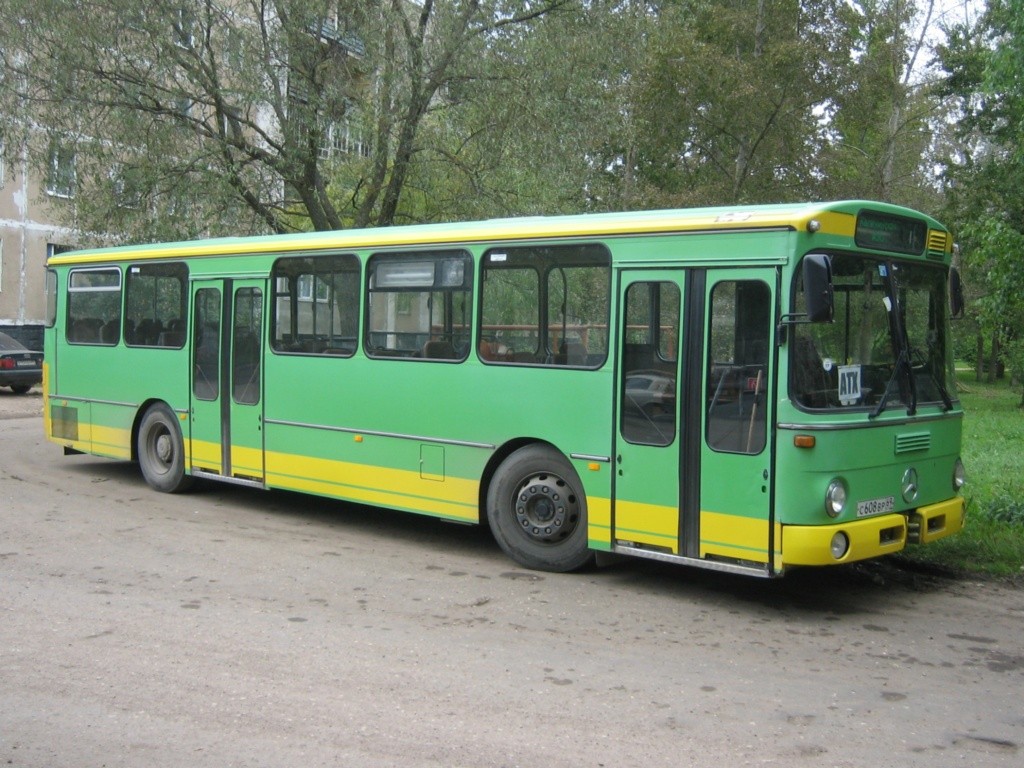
left=825, top=479, right=847, bottom=518
left=953, top=458, right=966, bottom=491
left=830, top=531, right=850, bottom=559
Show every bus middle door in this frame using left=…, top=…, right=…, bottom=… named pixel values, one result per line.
left=189, top=279, right=266, bottom=485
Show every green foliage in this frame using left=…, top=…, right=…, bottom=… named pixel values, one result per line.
left=628, top=0, right=850, bottom=204
left=0, top=0, right=572, bottom=239
left=900, top=379, right=1024, bottom=577
left=0, top=0, right=961, bottom=239
left=937, top=0, right=1024, bottom=404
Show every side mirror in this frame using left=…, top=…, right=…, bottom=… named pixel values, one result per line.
left=949, top=268, right=965, bottom=318
left=803, top=254, right=834, bottom=323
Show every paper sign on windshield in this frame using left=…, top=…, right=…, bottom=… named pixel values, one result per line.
left=838, top=364, right=862, bottom=406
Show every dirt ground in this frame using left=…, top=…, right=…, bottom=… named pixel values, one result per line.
left=1, top=398, right=1022, bottom=767
left=0, top=386, right=42, bottom=419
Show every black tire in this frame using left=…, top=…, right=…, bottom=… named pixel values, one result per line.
left=137, top=403, right=194, bottom=493
left=9, top=384, right=32, bottom=394
left=486, top=444, right=593, bottom=572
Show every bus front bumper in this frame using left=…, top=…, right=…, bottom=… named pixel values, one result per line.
left=781, top=497, right=966, bottom=567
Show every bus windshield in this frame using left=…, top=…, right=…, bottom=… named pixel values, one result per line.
left=791, top=253, right=955, bottom=414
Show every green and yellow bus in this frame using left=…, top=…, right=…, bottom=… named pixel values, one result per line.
left=43, top=200, right=967, bottom=576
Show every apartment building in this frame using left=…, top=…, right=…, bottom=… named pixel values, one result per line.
left=0, top=142, right=76, bottom=350
left=1, top=23, right=366, bottom=352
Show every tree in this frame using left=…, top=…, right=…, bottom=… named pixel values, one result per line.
left=621, top=0, right=857, bottom=206
left=818, top=0, right=944, bottom=209
left=383, top=0, right=657, bottom=220
left=0, top=0, right=568, bottom=242
left=938, top=0, right=1024, bottom=404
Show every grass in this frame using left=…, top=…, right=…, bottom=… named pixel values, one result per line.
left=897, top=376, right=1024, bottom=579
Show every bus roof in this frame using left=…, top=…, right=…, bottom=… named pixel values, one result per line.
left=47, top=200, right=949, bottom=266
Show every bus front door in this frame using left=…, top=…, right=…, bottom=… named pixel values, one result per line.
left=614, top=269, right=775, bottom=571
left=189, top=279, right=266, bottom=484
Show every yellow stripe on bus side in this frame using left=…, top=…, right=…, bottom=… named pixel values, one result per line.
left=89, top=424, right=133, bottom=460
left=613, top=500, right=679, bottom=552
left=814, top=210, right=856, bottom=238
left=265, top=451, right=480, bottom=522
left=587, top=496, right=612, bottom=549
left=189, top=438, right=220, bottom=471
left=699, top=510, right=777, bottom=564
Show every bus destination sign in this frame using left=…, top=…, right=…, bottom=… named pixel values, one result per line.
left=855, top=210, right=927, bottom=256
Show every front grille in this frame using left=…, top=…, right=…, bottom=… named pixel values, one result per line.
left=895, top=431, right=931, bottom=454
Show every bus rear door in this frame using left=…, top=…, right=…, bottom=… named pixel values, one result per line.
left=189, top=279, right=266, bottom=485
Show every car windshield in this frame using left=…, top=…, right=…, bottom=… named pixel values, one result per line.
left=790, top=253, right=955, bottom=413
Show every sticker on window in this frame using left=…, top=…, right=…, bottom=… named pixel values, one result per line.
left=838, top=364, right=862, bottom=406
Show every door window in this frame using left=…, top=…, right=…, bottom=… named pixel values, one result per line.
left=706, top=281, right=770, bottom=454
left=620, top=281, right=680, bottom=446
left=232, top=288, right=262, bottom=405
left=193, top=288, right=221, bottom=401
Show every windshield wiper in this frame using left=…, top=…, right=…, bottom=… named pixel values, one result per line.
left=870, top=347, right=913, bottom=419
left=909, top=345, right=954, bottom=412
left=871, top=262, right=917, bottom=418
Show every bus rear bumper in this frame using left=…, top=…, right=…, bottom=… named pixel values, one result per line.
left=781, top=497, right=965, bottom=567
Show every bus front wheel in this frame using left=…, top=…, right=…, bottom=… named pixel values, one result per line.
left=137, top=403, right=194, bottom=493
left=487, top=445, right=593, bottom=572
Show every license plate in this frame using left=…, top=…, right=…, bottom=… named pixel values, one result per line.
left=857, top=496, right=894, bottom=517
left=15, top=359, right=38, bottom=368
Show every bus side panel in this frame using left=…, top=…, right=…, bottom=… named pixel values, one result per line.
left=260, top=351, right=614, bottom=529
left=47, top=336, right=191, bottom=460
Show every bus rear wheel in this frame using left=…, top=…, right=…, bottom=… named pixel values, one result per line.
left=487, top=445, right=593, bottom=572
left=137, top=403, right=194, bottom=493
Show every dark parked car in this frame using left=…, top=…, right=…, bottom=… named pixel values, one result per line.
left=0, top=331, right=43, bottom=394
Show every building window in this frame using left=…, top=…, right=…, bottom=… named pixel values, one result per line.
left=46, top=140, right=77, bottom=199
left=46, top=244, right=74, bottom=260
left=320, top=116, right=371, bottom=160
left=110, top=164, right=144, bottom=209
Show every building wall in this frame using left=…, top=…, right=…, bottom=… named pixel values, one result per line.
left=0, top=144, right=78, bottom=347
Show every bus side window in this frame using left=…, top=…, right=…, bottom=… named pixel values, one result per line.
left=125, top=262, right=188, bottom=348
left=67, top=268, right=122, bottom=346
left=270, top=254, right=360, bottom=357
left=480, top=244, right=610, bottom=368
left=706, top=280, right=770, bottom=454
left=365, top=251, right=472, bottom=361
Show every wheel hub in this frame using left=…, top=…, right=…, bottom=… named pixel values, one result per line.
left=514, top=472, right=580, bottom=544
left=154, top=431, right=172, bottom=465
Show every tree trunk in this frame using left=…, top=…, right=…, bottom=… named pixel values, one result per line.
left=987, top=331, right=999, bottom=384
left=976, top=333, right=984, bottom=382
